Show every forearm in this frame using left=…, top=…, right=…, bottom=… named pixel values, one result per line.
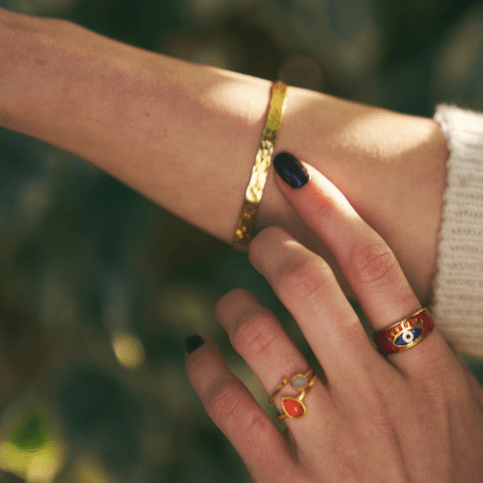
left=0, top=9, right=274, bottom=241
left=0, top=9, right=448, bottom=304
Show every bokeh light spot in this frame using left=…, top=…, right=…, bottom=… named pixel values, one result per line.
left=112, top=333, right=146, bottom=369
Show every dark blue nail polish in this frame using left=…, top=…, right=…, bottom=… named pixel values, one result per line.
left=185, top=335, right=204, bottom=354
left=273, top=152, right=310, bottom=189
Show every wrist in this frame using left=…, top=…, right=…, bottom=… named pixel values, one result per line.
left=258, top=88, right=448, bottom=304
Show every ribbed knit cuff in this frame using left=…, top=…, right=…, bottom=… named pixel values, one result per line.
left=432, top=105, right=483, bottom=357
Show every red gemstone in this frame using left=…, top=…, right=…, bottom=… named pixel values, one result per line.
left=282, top=398, right=305, bottom=418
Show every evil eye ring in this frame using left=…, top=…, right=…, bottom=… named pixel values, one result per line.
left=374, top=308, right=435, bottom=355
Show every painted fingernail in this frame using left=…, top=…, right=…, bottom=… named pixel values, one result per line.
left=273, top=152, right=310, bottom=189
left=185, top=335, right=205, bottom=354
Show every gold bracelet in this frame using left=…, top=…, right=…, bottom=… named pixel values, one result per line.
left=233, top=81, right=288, bottom=250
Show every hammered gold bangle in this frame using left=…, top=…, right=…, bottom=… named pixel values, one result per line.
left=233, top=81, right=288, bottom=250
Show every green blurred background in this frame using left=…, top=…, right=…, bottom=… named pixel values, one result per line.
left=1, top=0, right=483, bottom=481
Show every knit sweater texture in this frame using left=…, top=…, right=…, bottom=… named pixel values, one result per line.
left=432, top=105, right=483, bottom=357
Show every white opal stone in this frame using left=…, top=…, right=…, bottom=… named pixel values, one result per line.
left=292, top=376, right=307, bottom=389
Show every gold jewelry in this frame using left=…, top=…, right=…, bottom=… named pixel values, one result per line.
left=233, top=81, right=288, bottom=250
left=374, top=308, right=435, bottom=354
left=269, top=367, right=318, bottom=420
left=269, top=377, right=289, bottom=404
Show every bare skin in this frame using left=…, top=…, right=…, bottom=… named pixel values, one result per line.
left=3, top=9, right=476, bottom=481
left=186, top=162, right=483, bottom=482
left=0, top=8, right=448, bottom=304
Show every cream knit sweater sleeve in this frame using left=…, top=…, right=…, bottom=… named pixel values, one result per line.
left=432, top=105, right=483, bottom=357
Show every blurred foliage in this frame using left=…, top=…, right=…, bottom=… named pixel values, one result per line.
left=1, top=0, right=483, bottom=481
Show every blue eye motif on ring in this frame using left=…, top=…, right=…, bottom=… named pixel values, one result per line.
left=394, top=328, right=423, bottom=347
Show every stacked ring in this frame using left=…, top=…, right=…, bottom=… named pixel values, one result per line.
left=269, top=310, right=433, bottom=421
left=374, top=308, right=435, bottom=354
left=269, top=367, right=318, bottom=420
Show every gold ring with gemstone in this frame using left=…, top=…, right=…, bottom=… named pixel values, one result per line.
left=269, top=367, right=318, bottom=420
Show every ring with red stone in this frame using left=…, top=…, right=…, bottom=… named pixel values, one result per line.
left=374, top=308, right=435, bottom=355
left=269, top=367, right=318, bottom=420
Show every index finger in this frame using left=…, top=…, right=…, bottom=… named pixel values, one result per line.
left=272, top=152, right=452, bottom=372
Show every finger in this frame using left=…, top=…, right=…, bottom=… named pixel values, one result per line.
left=249, top=227, right=388, bottom=387
left=272, top=153, right=452, bottom=371
left=217, top=289, right=309, bottom=391
left=216, top=288, right=331, bottom=419
left=185, top=336, right=298, bottom=481
left=272, top=152, right=419, bottom=327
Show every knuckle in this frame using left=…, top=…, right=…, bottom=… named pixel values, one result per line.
left=248, top=226, right=295, bottom=270
left=419, top=355, right=468, bottom=405
left=207, top=380, right=245, bottom=423
left=216, top=288, right=254, bottom=320
left=277, top=256, right=332, bottom=302
left=231, top=310, right=279, bottom=359
left=217, top=288, right=244, bottom=308
left=348, top=243, right=399, bottom=288
left=239, top=411, right=273, bottom=441
left=356, top=377, right=392, bottom=418
left=208, top=381, right=272, bottom=437
left=249, top=226, right=288, bottom=257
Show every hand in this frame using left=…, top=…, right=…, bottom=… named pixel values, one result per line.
left=261, top=96, right=448, bottom=305
left=186, top=155, right=483, bottom=482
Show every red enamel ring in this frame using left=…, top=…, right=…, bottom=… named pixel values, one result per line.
left=374, top=308, right=435, bottom=355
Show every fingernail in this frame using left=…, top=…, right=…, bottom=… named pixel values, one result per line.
left=185, top=335, right=205, bottom=354
left=273, top=152, right=310, bottom=189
